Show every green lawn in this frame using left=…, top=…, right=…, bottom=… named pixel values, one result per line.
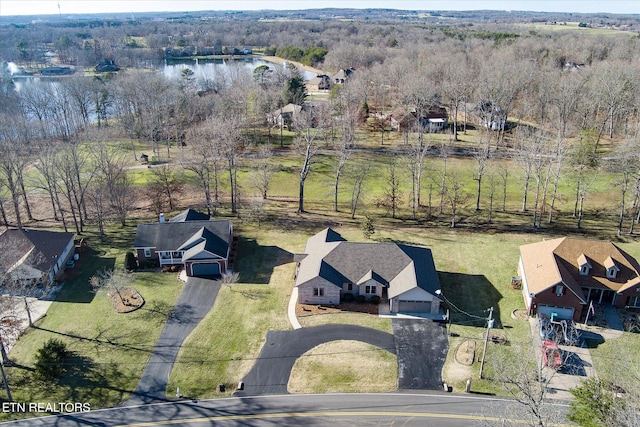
left=2, top=227, right=184, bottom=420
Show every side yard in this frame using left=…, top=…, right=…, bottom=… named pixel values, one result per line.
left=2, top=228, right=184, bottom=420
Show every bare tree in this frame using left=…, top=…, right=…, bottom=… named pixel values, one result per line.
left=251, top=144, right=276, bottom=200
left=442, top=172, right=468, bottom=228
left=293, top=104, right=325, bottom=213
left=149, top=164, right=183, bottom=212
left=349, top=162, right=370, bottom=220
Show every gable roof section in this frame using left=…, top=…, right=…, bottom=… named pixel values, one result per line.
left=133, top=220, right=231, bottom=258
left=169, top=209, right=210, bottom=223
left=520, top=237, right=640, bottom=296
left=0, top=229, right=74, bottom=277
left=295, top=228, right=441, bottom=297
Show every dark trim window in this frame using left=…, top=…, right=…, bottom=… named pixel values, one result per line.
left=313, top=287, right=324, bottom=297
left=144, top=248, right=151, bottom=257
left=366, top=285, right=377, bottom=294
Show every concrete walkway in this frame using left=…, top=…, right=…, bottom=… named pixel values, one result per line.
left=287, top=286, right=302, bottom=329
left=124, top=277, right=220, bottom=406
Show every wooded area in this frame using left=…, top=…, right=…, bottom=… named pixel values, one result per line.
left=1, top=9, right=639, bottom=238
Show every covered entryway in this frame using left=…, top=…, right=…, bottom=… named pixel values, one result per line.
left=191, top=262, right=221, bottom=278
left=537, top=304, right=574, bottom=321
left=397, top=300, right=431, bottom=313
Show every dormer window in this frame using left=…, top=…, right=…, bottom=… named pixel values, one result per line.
left=555, top=285, right=564, bottom=296
left=577, top=254, right=592, bottom=276
left=604, top=256, right=619, bottom=279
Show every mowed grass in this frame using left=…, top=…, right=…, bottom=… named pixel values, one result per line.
left=299, top=313, right=392, bottom=333
left=5, top=269, right=183, bottom=419
left=167, top=226, right=303, bottom=397
left=288, top=340, right=397, bottom=393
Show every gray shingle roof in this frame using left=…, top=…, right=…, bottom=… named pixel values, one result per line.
left=169, top=209, right=211, bottom=223
left=133, top=220, right=230, bottom=258
left=296, top=228, right=440, bottom=297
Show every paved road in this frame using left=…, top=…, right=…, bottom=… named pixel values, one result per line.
left=0, top=393, right=571, bottom=427
left=393, top=318, right=449, bottom=389
left=124, top=278, right=221, bottom=406
left=236, top=324, right=396, bottom=395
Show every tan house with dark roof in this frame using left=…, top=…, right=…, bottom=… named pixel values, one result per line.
left=295, top=228, right=442, bottom=315
left=518, top=237, right=640, bottom=321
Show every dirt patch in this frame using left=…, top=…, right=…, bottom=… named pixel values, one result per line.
left=455, top=339, right=476, bottom=366
left=108, top=288, right=144, bottom=313
left=296, top=302, right=379, bottom=317
left=511, top=308, right=528, bottom=321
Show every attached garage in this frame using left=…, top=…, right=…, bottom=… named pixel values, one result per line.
left=536, top=305, right=574, bottom=321
left=191, top=262, right=221, bottom=277
left=397, top=300, right=432, bottom=313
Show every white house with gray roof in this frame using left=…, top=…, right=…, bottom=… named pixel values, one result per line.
left=295, top=228, right=442, bottom=314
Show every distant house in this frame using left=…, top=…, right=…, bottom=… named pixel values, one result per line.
left=331, top=67, right=355, bottom=85
left=305, top=74, right=331, bottom=92
left=477, top=102, right=506, bottom=131
left=39, top=66, right=74, bottom=76
left=0, top=228, right=75, bottom=286
left=95, top=59, right=120, bottom=73
left=133, top=210, right=233, bottom=277
left=389, top=107, right=449, bottom=132
left=267, top=103, right=303, bottom=129
left=518, top=237, right=640, bottom=321
left=295, top=228, right=442, bottom=314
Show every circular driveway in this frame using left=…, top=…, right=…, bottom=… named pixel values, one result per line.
left=236, top=319, right=448, bottom=395
left=236, top=324, right=395, bottom=395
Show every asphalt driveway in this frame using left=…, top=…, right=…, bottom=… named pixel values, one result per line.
left=236, top=324, right=396, bottom=395
left=392, top=318, right=448, bottom=389
left=124, top=277, right=221, bottom=405
left=236, top=318, right=448, bottom=395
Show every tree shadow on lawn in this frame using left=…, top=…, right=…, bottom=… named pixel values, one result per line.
left=234, top=236, right=293, bottom=284
left=54, top=252, right=116, bottom=304
left=12, top=353, right=136, bottom=409
left=32, top=325, right=153, bottom=355
left=438, top=271, right=503, bottom=329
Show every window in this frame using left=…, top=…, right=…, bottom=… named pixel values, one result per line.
left=366, top=285, right=377, bottom=294
left=144, top=248, right=151, bottom=257
left=628, top=296, right=640, bottom=308
left=555, top=285, right=564, bottom=296
left=606, top=268, right=618, bottom=279
left=313, top=287, right=324, bottom=297
left=346, top=283, right=353, bottom=291
left=580, top=265, right=589, bottom=275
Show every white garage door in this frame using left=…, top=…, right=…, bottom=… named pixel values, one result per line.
left=191, top=263, right=221, bottom=277
left=537, top=305, right=574, bottom=321
left=398, top=300, right=431, bottom=313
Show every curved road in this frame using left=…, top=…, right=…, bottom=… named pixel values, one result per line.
left=0, top=393, right=571, bottom=426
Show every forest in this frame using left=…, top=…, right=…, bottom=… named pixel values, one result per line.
left=0, top=9, right=640, bottom=239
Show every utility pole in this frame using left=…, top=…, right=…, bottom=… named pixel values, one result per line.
left=479, top=306, right=494, bottom=379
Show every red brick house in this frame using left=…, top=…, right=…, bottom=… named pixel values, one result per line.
left=518, top=237, right=640, bottom=321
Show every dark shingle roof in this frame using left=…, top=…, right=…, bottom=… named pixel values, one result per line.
left=133, top=220, right=230, bottom=257
left=0, top=228, right=74, bottom=275
left=169, top=209, right=211, bottom=223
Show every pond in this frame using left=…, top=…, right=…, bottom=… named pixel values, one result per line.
left=161, top=57, right=317, bottom=83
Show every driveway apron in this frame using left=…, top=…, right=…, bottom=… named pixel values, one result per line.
left=392, top=319, right=448, bottom=389
left=236, top=324, right=396, bottom=395
left=124, top=277, right=221, bottom=405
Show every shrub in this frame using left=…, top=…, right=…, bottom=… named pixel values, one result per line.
left=342, top=293, right=354, bottom=302
left=34, top=339, right=69, bottom=380
left=370, top=295, right=381, bottom=304
left=125, top=252, right=137, bottom=271
left=355, top=295, right=366, bottom=303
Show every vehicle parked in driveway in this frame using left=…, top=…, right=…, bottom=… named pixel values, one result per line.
left=542, top=341, right=562, bottom=370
